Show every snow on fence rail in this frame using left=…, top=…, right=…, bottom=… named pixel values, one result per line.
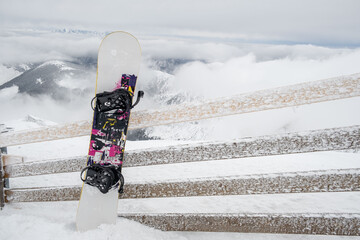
left=119, top=213, right=360, bottom=235
left=5, top=168, right=360, bottom=202
left=0, top=73, right=360, bottom=147
left=3, top=125, right=360, bottom=178
left=1, top=73, right=360, bottom=234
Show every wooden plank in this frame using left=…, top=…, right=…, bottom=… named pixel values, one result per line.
left=5, top=185, right=81, bottom=203
left=120, top=169, right=360, bottom=199
left=0, top=120, right=92, bottom=148
left=124, top=125, right=360, bottom=167
left=1, top=73, right=360, bottom=147
left=4, top=156, right=87, bottom=178
left=5, top=169, right=360, bottom=202
left=130, top=73, right=360, bottom=129
left=1, top=155, right=24, bottom=166
left=119, top=213, right=360, bottom=235
left=4, top=125, right=360, bottom=178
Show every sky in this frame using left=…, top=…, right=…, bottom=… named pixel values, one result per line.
left=1, top=0, right=360, bottom=65
left=1, top=0, right=360, bottom=47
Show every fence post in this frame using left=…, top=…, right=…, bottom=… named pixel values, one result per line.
left=0, top=147, right=6, bottom=209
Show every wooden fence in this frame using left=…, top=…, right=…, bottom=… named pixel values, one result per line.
left=1, top=72, right=360, bottom=147
left=1, top=73, right=360, bottom=235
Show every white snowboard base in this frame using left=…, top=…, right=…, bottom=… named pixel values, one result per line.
left=76, top=31, right=141, bottom=232
left=76, top=184, right=118, bottom=232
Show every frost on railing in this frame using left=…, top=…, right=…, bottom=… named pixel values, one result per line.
left=119, top=213, right=360, bottom=235
left=1, top=73, right=360, bottom=147
left=5, top=169, right=360, bottom=202
left=130, top=73, right=360, bottom=129
left=3, top=125, right=360, bottom=178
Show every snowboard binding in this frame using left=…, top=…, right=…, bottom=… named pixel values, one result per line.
left=91, top=88, right=144, bottom=114
left=80, top=164, right=124, bottom=194
left=83, top=85, right=144, bottom=194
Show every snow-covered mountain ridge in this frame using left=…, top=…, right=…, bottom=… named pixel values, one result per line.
left=0, top=60, right=95, bottom=100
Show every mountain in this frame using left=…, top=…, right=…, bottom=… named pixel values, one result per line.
left=149, top=58, right=193, bottom=74
left=0, top=57, right=193, bottom=102
left=0, top=60, right=95, bottom=101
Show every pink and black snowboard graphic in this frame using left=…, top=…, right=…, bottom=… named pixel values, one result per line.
left=87, top=74, right=137, bottom=167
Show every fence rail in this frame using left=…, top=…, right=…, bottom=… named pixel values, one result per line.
left=1, top=73, right=359, bottom=148
left=5, top=168, right=359, bottom=203
left=119, top=213, right=360, bottom=235
left=1, top=73, right=360, bottom=235
left=3, top=125, right=360, bottom=178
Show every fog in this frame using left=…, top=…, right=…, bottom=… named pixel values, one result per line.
left=1, top=33, right=359, bottom=139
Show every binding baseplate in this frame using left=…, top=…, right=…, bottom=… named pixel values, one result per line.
left=80, top=163, right=124, bottom=194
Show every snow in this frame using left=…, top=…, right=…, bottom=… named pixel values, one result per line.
left=1, top=199, right=359, bottom=240
left=117, top=192, right=360, bottom=214
left=36, top=78, right=44, bottom=84
left=1, top=115, right=359, bottom=238
left=0, top=201, right=184, bottom=240
left=1, top=5, right=359, bottom=239
left=2, top=134, right=360, bottom=239
left=4, top=115, right=57, bottom=132
left=37, top=60, right=75, bottom=71
left=7, top=136, right=195, bottom=162
left=8, top=151, right=360, bottom=188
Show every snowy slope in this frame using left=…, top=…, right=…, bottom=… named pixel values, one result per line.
left=4, top=201, right=357, bottom=240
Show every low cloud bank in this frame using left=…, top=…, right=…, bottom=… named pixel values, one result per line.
left=1, top=31, right=359, bottom=140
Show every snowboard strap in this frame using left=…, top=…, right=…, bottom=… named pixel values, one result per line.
left=80, top=164, right=124, bottom=194
left=83, top=88, right=144, bottom=194
left=91, top=89, right=144, bottom=113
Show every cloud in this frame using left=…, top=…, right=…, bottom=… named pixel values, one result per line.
left=1, top=0, right=360, bottom=47
left=0, top=85, right=19, bottom=99
left=0, top=91, right=93, bottom=123
left=0, top=30, right=101, bottom=63
left=145, top=96, right=360, bottom=140
left=141, top=38, right=244, bottom=62
left=145, top=46, right=360, bottom=140
left=170, top=47, right=360, bottom=99
left=3, top=28, right=353, bottom=66
left=0, top=64, right=21, bottom=84
left=0, top=23, right=359, bottom=141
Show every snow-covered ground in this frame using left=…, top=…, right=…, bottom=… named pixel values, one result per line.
left=0, top=93, right=359, bottom=239
left=3, top=201, right=358, bottom=240
left=7, top=150, right=360, bottom=188
left=2, top=129, right=360, bottom=239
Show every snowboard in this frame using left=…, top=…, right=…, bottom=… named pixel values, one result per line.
left=76, top=31, right=142, bottom=232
